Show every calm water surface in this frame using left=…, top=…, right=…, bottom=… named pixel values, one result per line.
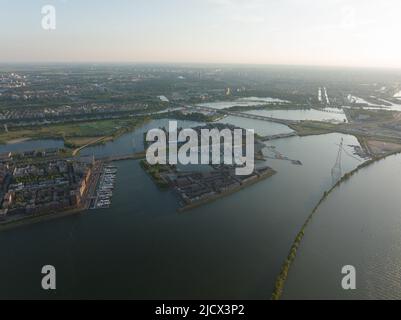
left=283, top=154, right=401, bottom=300
left=245, top=109, right=347, bottom=123
left=0, top=139, right=64, bottom=154
left=0, top=118, right=366, bottom=299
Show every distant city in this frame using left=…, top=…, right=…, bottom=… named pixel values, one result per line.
left=1, top=64, right=401, bottom=300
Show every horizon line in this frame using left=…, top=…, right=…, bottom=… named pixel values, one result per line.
left=1, top=61, right=401, bottom=71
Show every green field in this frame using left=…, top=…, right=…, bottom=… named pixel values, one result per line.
left=0, top=117, right=150, bottom=147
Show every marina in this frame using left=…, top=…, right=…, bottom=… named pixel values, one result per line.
left=91, top=165, right=117, bottom=209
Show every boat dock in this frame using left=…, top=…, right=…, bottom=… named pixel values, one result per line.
left=90, top=165, right=118, bottom=209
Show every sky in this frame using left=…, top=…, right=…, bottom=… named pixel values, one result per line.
left=1, top=0, right=401, bottom=68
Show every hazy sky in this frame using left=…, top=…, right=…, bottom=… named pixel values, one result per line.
left=1, top=0, right=401, bottom=68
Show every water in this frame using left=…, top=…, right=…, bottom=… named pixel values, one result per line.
left=0, top=118, right=365, bottom=299
left=80, top=119, right=204, bottom=158
left=0, top=139, right=64, bottom=154
left=244, top=108, right=347, bottom=123
left=197, top=97, right=289, bottom=110
left=342, top=96, right=401, bottom=112
left=216, top=115, right=294, bottom=136
left=196, top=98, right=347, bottom=123
left=374, top=99, right=401, bottom=112
left=344, top=99, right=401, bottom=112
left=283, top=154, right=401, bottom=300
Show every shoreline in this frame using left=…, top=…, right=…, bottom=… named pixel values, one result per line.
left=0, top=206, right=86, bottom=232
left=178, top=168, right=276, bottom=212
left=6, top=137, right=32, bottom=145
left=0, top=116, right=151, bottom=150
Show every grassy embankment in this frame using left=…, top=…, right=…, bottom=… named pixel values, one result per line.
left=152, top=110, right=222, bottom=123
left=288, top=121, right=341, bottom=136
left=271, top=149, right=401, bottom=300
left=0, top=117, right=150, bottom=151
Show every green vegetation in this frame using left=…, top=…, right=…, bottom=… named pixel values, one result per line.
left=288, top=121, right=341, bottom=136
left=153, top=111, right=221, bottom=123
left=0, top=117, right=150, bottom=147
left=140, top=160, right=171, bottom=189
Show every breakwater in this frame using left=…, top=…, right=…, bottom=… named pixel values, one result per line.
left=271, top=151, right=401, bottom=300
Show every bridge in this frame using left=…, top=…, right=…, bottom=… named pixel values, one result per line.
left=97, top=151, right=146, bottom=162
left=183, top=105, right=298, bottom=126
left=317, top=108, right=344, bottom=115
left=260, top=132, right=298, bottom=141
